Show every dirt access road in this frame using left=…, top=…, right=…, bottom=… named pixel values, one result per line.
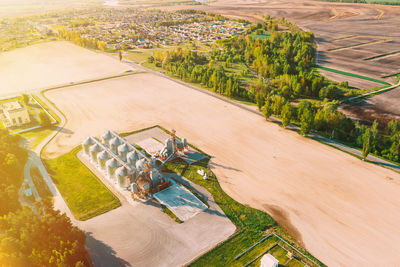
left=44, top=72, right=400, bottom=266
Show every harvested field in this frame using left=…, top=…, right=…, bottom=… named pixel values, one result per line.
left=371, top=53, right=400, bottom=66
left=45, top=73, right=400, bottom=266
left=0, top=41, right=134, bottom=97
left=356, top=40, right=400, bottom=55
left=341, top=87, right=400, bottom=124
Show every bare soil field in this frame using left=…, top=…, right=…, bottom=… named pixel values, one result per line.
left=356, top=40, right=400, bottom=56
left=329, top=36, right=383, bottom=49
left=0, top=41, right=134, bottom=97
left=341, top=87, right=400, bottom=124
left=371, top=53, right=400, bottom=65
left=44, top=73, right=400, bottom=266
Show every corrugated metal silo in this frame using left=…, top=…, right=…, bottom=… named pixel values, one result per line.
left=106, top=158, right=118, bottom=179
left=97, top=151, right=109, bottom=170
left=89, top=144, right=101, bottom=162
left=82, top=137, right=93, bottom=155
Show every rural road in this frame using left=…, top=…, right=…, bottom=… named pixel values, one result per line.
left=29, top=93, right=77, bottom=221
left=344, top=80, right=400, bottom=103
left=121, top=56, right=400, bottom=174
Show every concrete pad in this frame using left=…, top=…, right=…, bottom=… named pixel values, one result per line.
left=136, top=137, right=164, bottom=156
left=154, top=183, right=207, bottom=222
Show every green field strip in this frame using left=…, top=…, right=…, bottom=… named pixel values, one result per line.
left=316, top=65, right=390, bottom=85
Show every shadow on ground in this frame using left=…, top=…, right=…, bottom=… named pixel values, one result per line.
left=86, top=232, right=130, bottom=267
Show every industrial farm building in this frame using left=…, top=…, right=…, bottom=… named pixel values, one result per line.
left=82, top=129, right=189, bottom=200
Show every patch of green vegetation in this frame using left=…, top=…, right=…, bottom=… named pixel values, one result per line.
left=237, top=235, right=279, bottom=264
left=44, top=146, right=121, bottom=220
left=31, top=94, right=60, bottom=124
left=316, top=65, right=390, bottom=85
left=252, top=31, right=271, bottom=40
left=269, top=244, right=290, bottom=263
left=18, top=127, right=54, bottom=149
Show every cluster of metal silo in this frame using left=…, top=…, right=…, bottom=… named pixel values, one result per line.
left=82, top=130, right=161, bottom=194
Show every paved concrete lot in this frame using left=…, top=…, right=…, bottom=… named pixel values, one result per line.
left=125, top=127, right=170, bottom=145
left=78, top=180, right=235, bottom=267
left=154, top=183, right=207, bottom=222
left=136, top=138, right=164, bottom=155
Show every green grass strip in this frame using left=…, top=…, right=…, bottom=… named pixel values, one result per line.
left=316, top=65, right=390, bottom=85
left=44, top=146, right=121, bottom=221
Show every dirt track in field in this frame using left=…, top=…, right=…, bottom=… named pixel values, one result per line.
left=44, top=73, right=400, bottom=266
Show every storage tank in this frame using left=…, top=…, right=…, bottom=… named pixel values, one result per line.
left=182, top=138, right=187, bottom=148
left=102, top=130, right=113, bottom=147
left=82, top=137, right=93, bottom=155
left=97, top=151, right=109, bottom=170
left=89, top=144, right=101, bottom=162
left=110, top=137, right=121, bottom=154
left=166, top=138, right=173, bottom=154
left=127, top=150, right=140, bottom=166
left=116, top=166, right=131, bottom=189
left=118, top=143, right=131, bottom=162
left=136, top=158, right=147, bottom=171
left=106, top=158, right=118, bottom=179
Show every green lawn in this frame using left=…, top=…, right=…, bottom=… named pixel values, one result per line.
left=269, top=244, right=290, bottom=263
left=19, top=127, right=54, bottom=149
left=44, top=147, right=121, bottom=220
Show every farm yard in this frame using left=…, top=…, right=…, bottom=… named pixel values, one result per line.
left=43, top=72, right=400, bottom=266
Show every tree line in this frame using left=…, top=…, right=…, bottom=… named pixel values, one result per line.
left=149, top=18, right=400, bottom=164
left=0, top=129, right=89, bottom=266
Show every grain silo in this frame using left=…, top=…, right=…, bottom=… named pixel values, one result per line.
left=102, top=130, right=113, bottom=147
left=106, top=158, right=118, bottom=179
left=118, top=143, right=131, bottom=162
left=89, top=144, right=101, bottom=162
left=127, top=150, right=140, bottom=166
left=110, top=137, right=121, bottom=154
left=116, top=166, right=131, bottom=189
left=97, top=151, right=109, bottom=170
left=136, top=158, right=147, bottom=171
left=82, top=137, right=93, bottom=155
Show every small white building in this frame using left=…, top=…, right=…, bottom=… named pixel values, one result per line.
left=260, top=253, right=279, bottom=267
left=0, top=101, right=30, bottom=127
